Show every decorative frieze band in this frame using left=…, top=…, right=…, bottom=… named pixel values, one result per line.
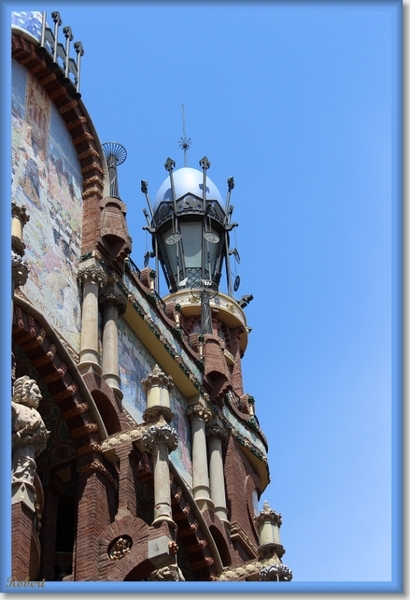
left=100, top=429, right=143, bottom=452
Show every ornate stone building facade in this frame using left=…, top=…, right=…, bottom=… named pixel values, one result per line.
left=10, top=11, right=291, bottom=583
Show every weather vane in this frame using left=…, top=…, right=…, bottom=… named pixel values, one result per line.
left=178, top=103, right=191, bottom=167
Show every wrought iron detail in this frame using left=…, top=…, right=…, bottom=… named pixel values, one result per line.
left=39, top=11, right=84, bottom=96
left=102, top=142, right=127, bottom=198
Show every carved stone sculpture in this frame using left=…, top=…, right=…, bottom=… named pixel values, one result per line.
left=12, top=376, right=49, bottom=511
left=148, top=564, right=185, bottom=581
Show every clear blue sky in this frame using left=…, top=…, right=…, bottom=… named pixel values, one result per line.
left=8, top=0, right=402, bottom=588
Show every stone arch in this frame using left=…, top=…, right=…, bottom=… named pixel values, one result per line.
left=12, top=303, right=105, bottom=451
left=97, top=516, right=153, bottom=581
left=209, top=524, right=231, bottom=567
left=82, top=372, right=126, bottom=435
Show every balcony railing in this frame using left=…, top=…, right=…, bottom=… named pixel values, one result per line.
left=39, top=11, right=84, bottom=96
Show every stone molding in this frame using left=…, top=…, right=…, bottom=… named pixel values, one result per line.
left=142, top=364, right=174, bottom=393
left=77, top=265, right=107, bottom=288
left=217, top=555, right=289, bottom=582
left=79, top=459, right=118, bottom=490
left=101, top=429, right=143, bottom=453
left=230, top=521, right=258, bottom=557
left=141, top=422, right=179, bottom=453
left=186, top=403, right=213, bottom=425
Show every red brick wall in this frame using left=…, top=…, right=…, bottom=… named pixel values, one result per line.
left=12, top=501, right=34, bottom=580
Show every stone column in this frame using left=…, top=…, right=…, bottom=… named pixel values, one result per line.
left=206, top=423, right=229, bottom=525
left=142, top=364, right=174, bottom=424
left=99, top=287, right=126, bottom=399
left=141, top=419, right=178, bottom=528
left=186, top=402, right=213, bottom=511
left=254, top=500, right=286, bottom=561
left=77, top=264, right=107, bottom=374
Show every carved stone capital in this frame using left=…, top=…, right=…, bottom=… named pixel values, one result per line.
left=98, top=289, right=127, bottom=315
left=12, top=201, right=30, bottom=225
left=143, top=405, right=174, bottom=424
left=257, top=542, right=285, bottom=560
left=141, top=422, right=179, bottom=453
left=77, top=264, right=107, bottom=288
left=142, top=364, right=174, bottom=393
left=259, top=562, right=293, bottom=581
left=254, top=500, right=282, bottom=529
left=186, top=403, right=213, bottom=425
left=12, top=235, right=26, bottom=256
left=206, top=423, right=228, bottom=443
left=12, top=250, right=29, bottom=287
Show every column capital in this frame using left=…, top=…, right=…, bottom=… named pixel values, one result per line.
left=254, top=500, right=282, bottom=529
left=12, top=251, right=29, bottom=288
left=186, top=403, right=212, bottom=425
left=78, top=264, right=107, bottom=288
left=206, top=423, right=228, bottom=443
left=12, top=201, right=30, bottom=225
left=142, top=364, right=174, bottom=393
left=141, top=422, right=179, bottom=453
left=99, top=288, right=127, bottom=315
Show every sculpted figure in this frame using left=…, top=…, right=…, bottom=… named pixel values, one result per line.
left=12, top=376, right=49, bottom=486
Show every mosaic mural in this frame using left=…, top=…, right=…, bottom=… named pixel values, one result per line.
left=12, top=60, right=83, bottom=352
left=118, top=317, right=192, bottom=487
left=11, top=11, right=43, bottom=40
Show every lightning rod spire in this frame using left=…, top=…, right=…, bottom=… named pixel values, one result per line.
left=178, top=103, right=191, bottom=167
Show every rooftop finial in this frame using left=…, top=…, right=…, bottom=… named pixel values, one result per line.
left=102, top=142, right=127, bottom=198
left=178, top=103, right=191, bottom=167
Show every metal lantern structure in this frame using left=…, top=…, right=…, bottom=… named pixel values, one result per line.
left=142, top=157, right=237, bottom=306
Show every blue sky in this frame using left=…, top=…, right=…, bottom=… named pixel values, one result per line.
left=7, top=0, right=402, bottom=590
